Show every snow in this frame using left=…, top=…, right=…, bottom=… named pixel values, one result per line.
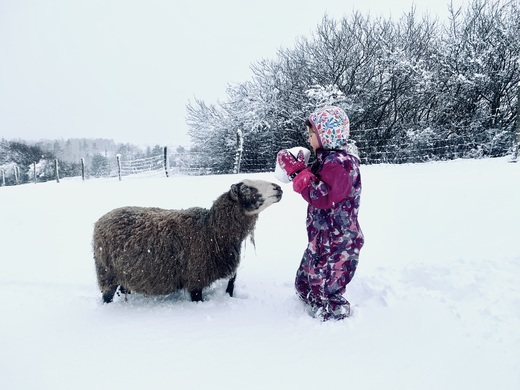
left=1, top=157, right=519, bottom=389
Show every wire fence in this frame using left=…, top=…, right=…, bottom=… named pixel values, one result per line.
left=1, top=134, right=519, bottom=187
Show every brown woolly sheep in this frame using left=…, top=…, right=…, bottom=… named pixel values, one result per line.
left=93, top=179, right=283, bottom=303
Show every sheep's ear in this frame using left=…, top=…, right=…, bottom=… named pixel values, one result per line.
left=230, top=183, right=240, bottom=201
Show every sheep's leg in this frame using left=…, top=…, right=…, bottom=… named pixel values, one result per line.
left=225, top=273, right=237, bottom=297
left=119, top=285, right=130, bottom=295
left=102, top=285, right=118, bottom=303
left=190, top=289, right=203, bottom=302
left=119, top=285, right=131, bottom=301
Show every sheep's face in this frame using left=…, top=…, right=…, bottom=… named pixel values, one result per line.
left=230, top=179, right=283, bottom=215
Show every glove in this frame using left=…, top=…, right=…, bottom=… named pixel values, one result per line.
left=276, top=149, right=307, bottom=180
left=292, top=169, right=315, bottom=193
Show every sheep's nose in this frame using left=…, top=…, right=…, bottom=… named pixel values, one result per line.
left=272, top=183, right=283, bottom=197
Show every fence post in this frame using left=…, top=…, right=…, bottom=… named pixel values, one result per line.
left=14, top=166, right=19, bottom=185
left=116, top=154, right=122, bottom=181
left=33, top=162, right=37, bottom=184
left=54, top=159, right=60, bottom=183
left=1, top=169, right=4, bottom=186
left=163, top=146, right=169, bottom=177
left=81, top=158, right=85, bottom=180
left=511, top=83, right=520, bottom=163
left=234, top=129, right=243, bottom=174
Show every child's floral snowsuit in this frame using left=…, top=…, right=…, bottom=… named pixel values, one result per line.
left=293, top=107, right=364, bottom=320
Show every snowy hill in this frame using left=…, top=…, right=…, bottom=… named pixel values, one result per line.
left=1, top=157, right=519, bottom=389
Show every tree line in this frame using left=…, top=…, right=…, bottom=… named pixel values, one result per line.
left=187, top=0, right=520, bottom=170
left=0, top=138, right=167, bottom=185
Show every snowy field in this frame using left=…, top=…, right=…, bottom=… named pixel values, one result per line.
left=1, top=157, right=519, bottom=390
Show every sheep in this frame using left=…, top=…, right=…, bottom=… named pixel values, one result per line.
left=93, top=179, right=283, bottom=303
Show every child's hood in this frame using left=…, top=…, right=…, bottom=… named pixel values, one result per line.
left=308, top=106, right=350, bottom=150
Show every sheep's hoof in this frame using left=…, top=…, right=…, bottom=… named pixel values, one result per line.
left=225, top=275, right=236, bottom=297
left=190, top=290, right=203, bottom=302
left=102, top=285, right=118, bottom=303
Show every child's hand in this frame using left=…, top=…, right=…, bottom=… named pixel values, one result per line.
left=277, top=149, right=307, bottom=180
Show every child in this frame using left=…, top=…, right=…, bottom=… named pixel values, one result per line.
left=277, top=106, right=364, bottom=321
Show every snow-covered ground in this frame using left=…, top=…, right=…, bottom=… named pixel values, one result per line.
left=1, top=157, right=519, bottom=389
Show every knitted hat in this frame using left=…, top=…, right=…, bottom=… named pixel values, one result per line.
left=307, top=106, right=350, bottom=150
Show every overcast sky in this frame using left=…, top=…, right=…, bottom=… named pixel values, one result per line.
left=0, top=0, right=470, bottom=147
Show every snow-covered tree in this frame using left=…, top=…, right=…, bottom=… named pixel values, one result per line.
left=186, top=0, right=519, bottom=168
